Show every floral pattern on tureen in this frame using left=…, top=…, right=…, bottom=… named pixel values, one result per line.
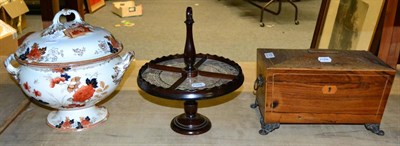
left=16, top=34, right=121, bottom=64
left=4, top=9, right=135, bottom=131
left=15, top=9, right=123, bottom=65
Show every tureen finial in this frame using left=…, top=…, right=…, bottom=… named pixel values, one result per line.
left=41, top=9, right=87, bottom=38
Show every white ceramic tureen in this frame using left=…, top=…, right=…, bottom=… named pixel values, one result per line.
left=3, top=9, right=134, bottom=131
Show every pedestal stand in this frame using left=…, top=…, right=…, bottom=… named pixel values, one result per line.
left=137, top=7, right=244, bottom=135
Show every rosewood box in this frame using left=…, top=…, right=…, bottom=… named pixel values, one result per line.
left=252, top=48, right=396, bottom=136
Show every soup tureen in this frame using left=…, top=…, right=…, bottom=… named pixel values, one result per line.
left=3, top=9, right=134, bottom=131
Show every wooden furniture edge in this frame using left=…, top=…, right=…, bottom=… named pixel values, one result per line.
left=0, top=99, right=30, bottom=134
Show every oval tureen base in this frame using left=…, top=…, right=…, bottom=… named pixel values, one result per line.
left=46, top=106, right=108, bottom=131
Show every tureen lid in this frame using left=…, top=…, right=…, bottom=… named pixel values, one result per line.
left=14, top=9, right=123, bottom=65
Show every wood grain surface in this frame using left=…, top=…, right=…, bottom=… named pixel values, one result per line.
left=256, top=48, right=396, bottom=124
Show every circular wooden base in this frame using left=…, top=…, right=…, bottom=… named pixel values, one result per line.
left=170, top=113, right=212, bottom=135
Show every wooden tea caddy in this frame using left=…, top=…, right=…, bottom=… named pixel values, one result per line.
left=252, top=48, right=396, bottom=136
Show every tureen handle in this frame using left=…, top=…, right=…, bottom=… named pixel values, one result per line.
left=52, top=9, right=84, bottom=25
left=42, top=9, right=85, bottom=37
left=114, top=51, right=135, bottom=79
left=4, top=54, right=20, bottom=81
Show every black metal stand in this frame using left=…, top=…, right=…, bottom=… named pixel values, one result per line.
left=245, top=0, right=299, bottom=27
left=251, top=98, right=280, bottom=135
left=259, top=121, right=280, bottom=135
left=365, top=124, right=385, bottom=136
left=250, top=100, right=258, bottom=109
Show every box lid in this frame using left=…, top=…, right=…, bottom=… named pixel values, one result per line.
left=0, top=19, right=16, bottom=39
left=258, top=48, right=396, bottom=71
left=2, top=0, right=29, bottom=18
left=113, top=1, right=135, bottom=8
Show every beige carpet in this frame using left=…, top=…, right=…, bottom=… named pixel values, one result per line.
left=19, top=0, right=322, bottom=62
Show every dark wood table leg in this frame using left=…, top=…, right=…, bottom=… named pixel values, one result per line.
left=40, top=0, right=59, bottom=28
left=40, top=0, right=85, bottom=28
left=65, top=0, right=85, bottom=21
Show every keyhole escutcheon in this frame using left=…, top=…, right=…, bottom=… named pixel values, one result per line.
left=322, top=85, right=337, bottom=94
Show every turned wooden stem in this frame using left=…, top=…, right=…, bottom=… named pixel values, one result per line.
left=183, top=7, right=197, bottom=77
left=184, top=100, right=197, bottom=118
